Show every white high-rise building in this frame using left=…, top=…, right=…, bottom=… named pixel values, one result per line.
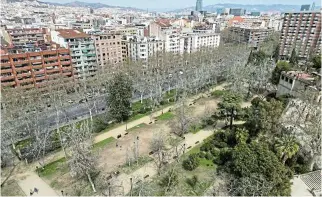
left=124, top=36, right=164, bottom=61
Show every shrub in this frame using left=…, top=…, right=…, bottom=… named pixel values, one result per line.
left=205, top=152, right=213, bottom=160
left=211, top=90, right=226, bottom=98
left=159, top=169, right=179, bottom=191
left=214, top=141, right=228, bottom=148
left=200, top=142, right=213, bottom=152
left=213, top=148, right=232, bottom=165
left=186, top=175, right=198, bottom=188
left=169, top=98, right=175, bottom=103
left=210, top=148, right=220, bottom=158
left=198, top=151, right=206, bottom=158
left=182, top=153, right=200, bottom=171
left=160, top=100, right=167, bottom=105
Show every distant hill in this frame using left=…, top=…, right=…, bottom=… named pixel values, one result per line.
left=169, top=3, right=320, bottom=13
left=8, top=0, right=145, bottom=11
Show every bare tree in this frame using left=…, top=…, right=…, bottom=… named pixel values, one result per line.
left=65, top=120, right=97, bottom=192
left=150, top=131, right=169, bottom=175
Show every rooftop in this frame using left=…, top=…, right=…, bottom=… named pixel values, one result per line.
left=56, top=29, right=90, bottom=39
left=283, top=71, right=315, bottom=81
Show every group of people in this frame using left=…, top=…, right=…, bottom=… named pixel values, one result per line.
left=29, top=187, right=38, bottom=196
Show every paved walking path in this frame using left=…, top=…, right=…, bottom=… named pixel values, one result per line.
left=17, top=172, right=58, bottom=196
left=17, top=83, right=228, bottom=195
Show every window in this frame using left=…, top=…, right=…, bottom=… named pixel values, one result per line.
left=289, top=79, right=293, bottom=84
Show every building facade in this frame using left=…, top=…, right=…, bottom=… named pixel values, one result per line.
left=279, top=11, right=321, bottom=60
left=300, top=4, right=311, bottom=11
left=230, top=8, right=246, bottom=16
left=6, top=28, right=46, bottom=52
left=227, top=26, right=273, bottom=48
left=183, top=32, right=220, bottom=53
left=196, top=0, right=203, bottom=12
left=51, top=29, right=97, bottom=78
left=124, top=36, right=164, bottom=61
left=91, top=33, right=123, bottom=67
left=276, top=71, right=321, bottom=100
left=1, top=48, right=73, bottom=89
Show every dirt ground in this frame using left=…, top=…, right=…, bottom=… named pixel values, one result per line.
left=97, top=123, right=168, bottom=174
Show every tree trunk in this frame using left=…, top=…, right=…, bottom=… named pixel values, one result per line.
left=309, top=154, right=318, bottom=171
left=140, top=93, right=143, bottom=103
left=1, top=164, right=17, bottom=187
left=58, top=130, right=68, bottom=159
left=282, top=154, right=288, bottom=165
left=86, top=172, right=96, bottom=192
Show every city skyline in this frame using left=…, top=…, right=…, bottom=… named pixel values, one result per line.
left=41, top=0, right=320, bottom=9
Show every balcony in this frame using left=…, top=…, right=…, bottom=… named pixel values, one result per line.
left=61, top=60, right=71, bottom=65
left=34, top=70, right=45, bottom=75
left=13, top=59, right=29, bottom=64
left=15, top=66, right=32, bottom=71
left=44, top=56, right=58, bottom=61
left=1, top=75, right=15, bottom=81
left=44, top=62, right=59, bottom=67
left=46, top=69, right=61, bottom=74
left=35, top=76, right=46, bottom=81
left=1, top=68, right=12, bottom=74
left=32, top=65, right=43, bottom=69
left=17, top=72, right=32, bottom=78
left=30, top=58, right=42, bottom=63
left=1, top=81, right=16, bottom=86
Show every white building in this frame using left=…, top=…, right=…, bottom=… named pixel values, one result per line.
left=276, top=71, right=321, bottom=101
left=182, top=32, right=220, bottom=53
left=51, top=29, right=97, bottom=78
left=124, top=36, right=164, bottom=61
left=163, top=30, right=184, bottom=54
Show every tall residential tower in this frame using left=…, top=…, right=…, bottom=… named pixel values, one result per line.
left=196, top=0, right=203, bottom=12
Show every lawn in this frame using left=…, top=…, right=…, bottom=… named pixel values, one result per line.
left=93, top=137, right=116, bottom=150
left=38, top=157, right=68, bottom=178
left=156, top=112, right=174, bottom=121
left=189, top=124, right=203, bottom=134
left=211, top=89, right=228, bottom=98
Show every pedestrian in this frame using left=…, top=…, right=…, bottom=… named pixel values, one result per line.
left=34, top=187, right=38, bottom=194
left=116, top=142, right=118, bottom=147
left=30, top=189, right=34, bottom=196
left=36, top=166, right=39, bottom=176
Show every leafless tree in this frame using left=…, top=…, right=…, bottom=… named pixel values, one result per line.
left=150, top=131, right=169, bottom=175
left=64, top=120, right=97, bottom=192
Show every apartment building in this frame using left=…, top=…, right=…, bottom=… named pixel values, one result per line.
left=124, top=36, right=164, bottom=61
left=163, top=30, right=184, bottom=54
left=183, top=32, right=220, bottom=53
left=51, top=29, right=97, bottom=78
left=279, top=11, right=321, bottom=61
left=70, top=21, right=93, bottom=30
left=230, top=8, right=246, bottom=16
left=1, top=48, right=74, bottom=89
left=6, top=28, right=46, bottom=51
left=227, top=26, right=273, bottom=48
left=91, top=33, right=123, bottom=67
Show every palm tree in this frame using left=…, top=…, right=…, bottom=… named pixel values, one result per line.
left=275, top=135, right=299, bottom=164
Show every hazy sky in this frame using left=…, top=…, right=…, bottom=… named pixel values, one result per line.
left=44, top=0, right=318, bottom=9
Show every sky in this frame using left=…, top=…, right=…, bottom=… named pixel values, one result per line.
left=43, top=0, right=319, bottom=9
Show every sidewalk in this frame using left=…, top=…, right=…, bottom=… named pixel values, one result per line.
left=17, top=172, right=58, bottom=196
